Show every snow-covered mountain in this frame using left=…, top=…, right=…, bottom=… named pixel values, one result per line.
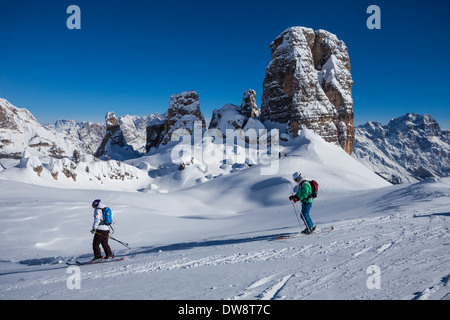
left=45, top=119, right=105, bottom=156
left=46, top=114, right=161, bottom=156
left=94, top=111, right=140, bottom=160
left=353, top=113, right=450, bottom=184
left=0, top=99, right=153, bottom=190
left=0, top=99, right=77, bottom=159
left=3, top=94, right=449, bottom=190
left=119, top=114, right=165, bottom=153
left=145, top=90, right=206, bottom=152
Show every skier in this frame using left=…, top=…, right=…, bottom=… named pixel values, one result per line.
left=90, top=199, right=113, bottom=261
left=289, top=172, right=316, bottom=234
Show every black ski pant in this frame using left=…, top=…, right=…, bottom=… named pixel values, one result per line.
left=92, top=229, right=112, bottom=259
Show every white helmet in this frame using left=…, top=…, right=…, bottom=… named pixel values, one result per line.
left=292, top=172, right=303, bottom=182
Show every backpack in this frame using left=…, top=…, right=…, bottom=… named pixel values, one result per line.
left=309, top=180, right=318, bottom=199
left=100, top=207, right=112, bottom=225
left=301, top=180, right=319, bottom=199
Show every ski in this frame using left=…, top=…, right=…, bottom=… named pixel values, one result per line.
left=66, top=257, right=125, bottom=266
left=277, top=226, right=334, bottom=240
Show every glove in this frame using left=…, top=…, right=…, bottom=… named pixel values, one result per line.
left=289, top=195, right=298, bottom=203
left=90, top=229, right=96, bottom=234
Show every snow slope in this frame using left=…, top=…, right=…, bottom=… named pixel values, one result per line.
left=0, top=129, right=448, bottom=300
left=0, top=178, right=448, bottom=300
left=132, top=128, right=388, bottom=194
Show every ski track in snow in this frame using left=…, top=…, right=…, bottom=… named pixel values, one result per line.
left=1, top=208, right=449, bottom=300
left=412, top=274, right=450, bottom=300
left=260, top=275, right=293, bottom=300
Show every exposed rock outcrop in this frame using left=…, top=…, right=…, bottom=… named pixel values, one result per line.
left=145, top=119, right=166, bottom=152
left=240, top=89, right=260, bottom=118
left=208, top=89, right=263, bottom=136
left=146, top=90, right=206, bottom=152
left=261, top=27, right=355, bottom=154
left=95, top=112, right=138, bottom=160
left=17, top=149, right=44, bottom=177
left=209, top=104, right=248, bottom=134
left=164, top=90, right=206, bottom=144
left=119, top=114, right=164, bottom=153
left=48, top=119, right=105, bottom=156
left=49, top=157, right=77, bottom=181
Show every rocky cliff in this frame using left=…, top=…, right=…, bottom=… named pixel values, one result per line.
left=353, top=113, right=450, bottom=184
left=95, top=112, right=139, bottom=160
left=240, top=89, right=260, bottom=119
left=119, top=114, right=164, bottom=153
left=46, top=119, right=105, bottom=156
left=146, top=90, right=206, bottom=152
left=261, top=27, right=354, bottom=154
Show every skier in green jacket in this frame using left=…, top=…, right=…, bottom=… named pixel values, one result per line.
left=289, top=172, right=316, bottom=234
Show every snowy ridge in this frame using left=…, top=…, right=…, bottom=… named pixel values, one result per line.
left=127, top=127, right=388, bottom=196
left=0, top=151, right=150, bottom=191
left=353, top=113, right=450, bottom=184
left=119, top=114, right=164, bottom=153
left=0, top=99, right=77, bottom=159
left=45, top=119, right=105, bottom=156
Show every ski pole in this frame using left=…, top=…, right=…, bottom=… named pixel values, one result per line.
left=95, top=231, right=131, bottom=249
left=109, top=235, right=131, bottom=250
left=291, top=202, right=304, bottom=231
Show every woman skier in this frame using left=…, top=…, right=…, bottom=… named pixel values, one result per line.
left=91, top=199, right=113, bottom=261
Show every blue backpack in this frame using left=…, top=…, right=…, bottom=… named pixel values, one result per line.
left=100, top=207, right=113, bottom=225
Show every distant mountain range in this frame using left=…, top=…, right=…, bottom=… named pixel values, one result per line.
left=1, top=96, right=448, bottom=186
left=0, top=98, right=161, bottom=159
left=353, top=113, right=450, bottom=184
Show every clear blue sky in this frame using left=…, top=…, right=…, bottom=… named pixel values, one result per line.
left=0, top=0, right=449, bottom=129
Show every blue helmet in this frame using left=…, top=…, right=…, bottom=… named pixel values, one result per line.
left=92, top=199, right=101, bottom=208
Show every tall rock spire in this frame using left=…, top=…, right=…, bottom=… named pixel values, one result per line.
left=95, top=111, right=138, bottom=159
left=261, top=27, right=355, bottom=154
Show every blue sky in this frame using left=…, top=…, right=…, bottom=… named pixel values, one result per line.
left=0, top=0, right=449, bottom=128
